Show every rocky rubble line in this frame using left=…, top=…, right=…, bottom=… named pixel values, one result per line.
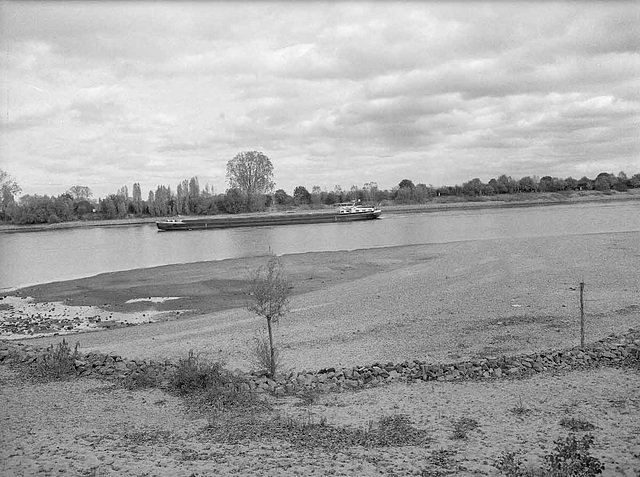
left=1, top=329, right=638, bottom=394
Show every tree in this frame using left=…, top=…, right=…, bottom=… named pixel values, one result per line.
left=462, top=178, right=486, bottom=196
left=226, top=151, right=275, bottom=211
left=67, top=185, right=93, bottom=201
left=398, top=179, right=415, bottom=190
left=311, top=185, right=323, bottom=206
left=274, top=189, right=292, bottom=206
left=565, top=177, right=578, bottom=190
left=293, top=185, right=311, bottom=205
left=223, top=188, right=246, bottom=214
left=132, top=183, right=143, bottom=215
left=247, top=254, right=291, bottom=378
left=0, top=169, right=21, bottom=222
left=413, top=183, right=432, bottom=203
left=518, top=176, right=538, bottom=192
left=594, top=172, right=614, bottom=191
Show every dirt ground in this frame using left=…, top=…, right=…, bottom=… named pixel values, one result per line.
left=1, top=231, right=639, bottom=476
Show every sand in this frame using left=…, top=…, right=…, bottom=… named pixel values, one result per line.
left=1, top=230, right=639, bottom=476
left=7, top=231, right=640, bottom=371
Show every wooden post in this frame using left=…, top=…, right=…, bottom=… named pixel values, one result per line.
left=580, top=282, right=585, bottom=348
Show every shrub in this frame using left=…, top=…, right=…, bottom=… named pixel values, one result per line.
left=168, top=350, right=253, bottom=410
left=30, top=339, right=80, bottom=381
left=494, top=451, right=539, bottom=477
left=544, top=434, right=604, bottom=476
left=372, top=414, right=431, bottom=447
left=494, top=434, right=605, bottom=477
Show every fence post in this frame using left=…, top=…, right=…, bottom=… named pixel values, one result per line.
left=580, top=282, right=585, bottom=348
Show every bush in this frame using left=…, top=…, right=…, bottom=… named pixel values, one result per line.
left=544, top=434, right=604, bottom=477
left=494, top=451, right=538, bottom=477
left=495, top=434, right=605, bottom=477
left=168, top=350, right=253, bottom=410
left=29, top=339, right=80, bottom=381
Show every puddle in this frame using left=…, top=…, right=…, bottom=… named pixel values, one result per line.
left=0, top=296, right=186, bottom=340
left=125, top=297, right=182, bottom=304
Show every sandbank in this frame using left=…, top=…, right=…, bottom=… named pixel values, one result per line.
left=6, top=231, right=639, bottom=372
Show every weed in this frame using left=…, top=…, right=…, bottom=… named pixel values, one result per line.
left=559, top=418, right=596, bottom=432
left=118, top=367, right=160, bottom=390
left=169, top=350, right=256, bottom=412
left=494, top=451, right=539, bottom=477
left=294, top=388, right=322, bottom=407
left=206, top=412, right=430, bottom=451
left=544, top=434, right=604, bottom=476
left=494, top=434, right=604, bottom=477
left=28, top=339, right=80, bottom=381
left=372, top=414, right=430, bottom=447
left=450, top=416, right=479, bottom=440
left=510, top=396, right=532, bottom=416
left=122, top=428, right=173, bottom=445
left=429, top=448, right=457, bottom=467
left=251, top=330, right=283, bottom=378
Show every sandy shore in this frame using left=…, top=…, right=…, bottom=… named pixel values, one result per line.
left=1, top=230, right=639, bottom=476
left=5, top=231, right=640, bottom=371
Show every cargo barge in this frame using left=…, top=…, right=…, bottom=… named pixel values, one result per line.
left=156, top=203, right=382, bottom=231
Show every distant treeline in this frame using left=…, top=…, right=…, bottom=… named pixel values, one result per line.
left=1, top=171, right=639, bottom=225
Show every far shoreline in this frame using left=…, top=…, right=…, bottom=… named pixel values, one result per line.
left=0, top=189, right=638, bottom=234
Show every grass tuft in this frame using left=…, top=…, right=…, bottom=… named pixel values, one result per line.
left=559, top=417, right=596, bottom=432
left=450, top=416, right=480, bottom=440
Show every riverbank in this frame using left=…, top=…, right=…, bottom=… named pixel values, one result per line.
left=2, top=230, right=639, bottom=476
left=5, top=231, right=639, bottom=371
left=1, top=189, right=638, bottom=233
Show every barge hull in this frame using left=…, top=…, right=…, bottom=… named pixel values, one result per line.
left=156, top=210, right=381, bottom=231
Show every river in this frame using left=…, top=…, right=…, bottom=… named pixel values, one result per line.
left=1, top=201, right=638, bottom=291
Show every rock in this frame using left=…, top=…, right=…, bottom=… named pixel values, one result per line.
left=494, top=368, right=503, bottom=378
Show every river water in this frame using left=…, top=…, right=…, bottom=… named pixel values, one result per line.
left=1, top=201, right=638, bottom=291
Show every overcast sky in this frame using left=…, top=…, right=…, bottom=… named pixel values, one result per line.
left=1, top=1, right=639, bottom=199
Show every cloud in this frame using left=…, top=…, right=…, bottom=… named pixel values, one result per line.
left=1, top=1, right=638, bottom=198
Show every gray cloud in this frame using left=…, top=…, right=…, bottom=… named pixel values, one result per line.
left=1, top=1, right=638, bottom=197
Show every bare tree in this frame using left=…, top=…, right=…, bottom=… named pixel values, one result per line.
left=247, top=253, right=291, bottom=378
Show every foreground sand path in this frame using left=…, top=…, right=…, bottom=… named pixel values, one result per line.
left=1, top=365, right=638, bottom=476
left=11, top=231, right=640, bottom=372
